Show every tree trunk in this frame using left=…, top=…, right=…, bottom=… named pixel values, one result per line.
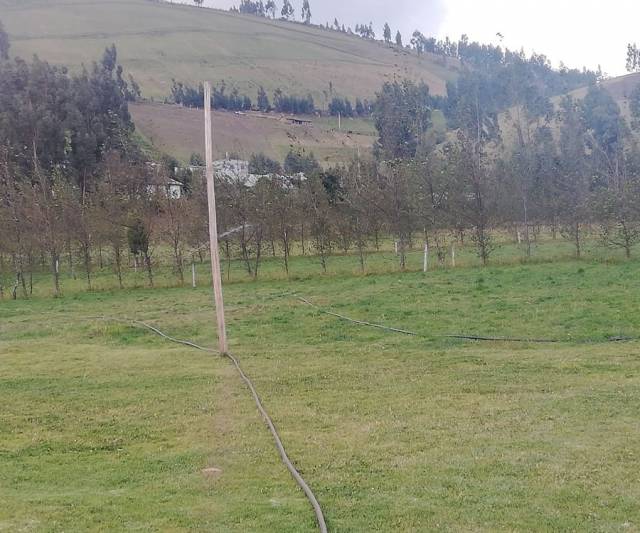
left=113, top=244, right=123, bottom=289
left=144, top=252, right=153, bottom=288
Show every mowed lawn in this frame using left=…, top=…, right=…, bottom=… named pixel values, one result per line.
left=2, top=260, right=640, bottom=531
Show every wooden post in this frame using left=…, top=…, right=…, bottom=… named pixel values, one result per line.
left=192, top=262, right=197, bottom=288
left=451, top=243, right=456, bottom=268
left=423, top=243, right=429, bottom=273
left=204, top=82, right=229, bottom=354
left=394, top=241, right=399, bottom=255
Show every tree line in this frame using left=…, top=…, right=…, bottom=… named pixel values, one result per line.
left=170, top=80, right=315, bottom=115
left=3, top=19, right=640, bottom=298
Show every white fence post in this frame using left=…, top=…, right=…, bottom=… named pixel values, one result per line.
left=423, top=243, right=429, bottom=273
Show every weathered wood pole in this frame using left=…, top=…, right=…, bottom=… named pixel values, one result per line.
left=204, top=81, right=228, bottom=354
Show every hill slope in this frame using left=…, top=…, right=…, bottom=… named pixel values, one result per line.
left=1, top=0, right=457, bottom=102
left=130, top=102, right=377, bottom=164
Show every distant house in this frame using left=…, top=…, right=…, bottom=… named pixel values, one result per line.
left=287, top=117, right=313, bottom=125
left=212, top=158, right=268, bottom=188
left=190, top=158, right=307, bottom=189
left=147, top=177, right=184, bottom=199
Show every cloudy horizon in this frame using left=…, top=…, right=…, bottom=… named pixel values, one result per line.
left=172, top=0, right=637, bottom=76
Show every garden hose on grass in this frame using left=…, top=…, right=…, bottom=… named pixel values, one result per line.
left=296, top=297, right=634, bottom=345
left=89, top=317, right=328, bottom=533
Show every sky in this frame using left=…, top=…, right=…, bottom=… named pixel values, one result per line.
left=182, top=0, right=638, bottom=76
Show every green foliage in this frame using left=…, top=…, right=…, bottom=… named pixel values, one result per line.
left=301, top=0, right=311, bottom=24
left=273, top=89, right=315, bottom=114
left=238, top=0, right=266, bottom=16
left=280, top=0, right=293, bottom=20
left=284, top=150, right=319, bottom=174
left=189, top=152, right=204, bottom=167
left=0, top=45, right=136, bottom=186
left=395, top=30, right=403, bottom=47
left=582, top=84, right=626, bottom=158
left=249, top=153, right=282, bottom=175
left=627, top=43, right=640, bottom=73
left=383, top=23, right=391, bottom=44
left=448, top=70, right=501, bottom=141
left=257, top=85, right=270, bottom=112
left=373, top=79, right=432, bottom=160
left=127, top=219, right=150, bottom=257
left=171, top=80, right=252, bottom=111
left=0, top=18, right=9, bottom=60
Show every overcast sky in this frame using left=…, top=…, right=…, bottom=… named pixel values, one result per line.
left=186, top=0, right=637, bottom=76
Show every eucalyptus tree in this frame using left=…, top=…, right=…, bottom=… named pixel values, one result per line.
left=301, top=0, right=311, bottom=24
left=450, top=70, right=501, bottom=264
left=0, top=19, right=9, bottom=60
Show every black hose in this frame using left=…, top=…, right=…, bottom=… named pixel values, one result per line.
left=296, top=297, right=633, bottom=345
left=89, top=316, right=328, bottom=533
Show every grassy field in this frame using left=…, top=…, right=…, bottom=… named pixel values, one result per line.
left=0, top=0, right=456, bottom=102
left=3, top=235, right=640, bottom=531
left=130, top=104, right=447, bottom=165
left=130, top=102, right=377, bottom=164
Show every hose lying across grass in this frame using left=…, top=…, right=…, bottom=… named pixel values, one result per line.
left=296, top=297, right=634, bottom=345
left=90, top=316, right=328, bottom=533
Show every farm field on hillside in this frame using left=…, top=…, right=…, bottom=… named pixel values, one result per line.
left=0, top=0, right=456, bottom=101
left=2, top=259, right=640, bottom=531
left=130, top=102, right=376, bottom=164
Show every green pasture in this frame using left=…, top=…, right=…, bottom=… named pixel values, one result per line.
left=2, top=239, right=640, bottom=531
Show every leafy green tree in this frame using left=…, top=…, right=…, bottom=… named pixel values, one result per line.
left=450, top=70, right=502, bottom=264
left=284, top=150, right=320, bottom=174
left=373, top=79, right=432, bottom=160
left=556, top=96, right=591, bottom=258
left=582, top=84, right=627, bottom=175
left=627, top=43, right=640, bottom=72
left=189, top=153, right=204, bottom=167
left=127, top=218, right=153, bottom=287
left=395, top=30, right=403, bottom=47
left=383, top=23, right=392, bottom=44
left=257, top=86, right=270, bottom=111
left=281, top=0, right=293, bottom=20
left=249, top=153, right=282, bottom=175
left=301, top=0, right=311, bottom=24
left=265, top=0, right=276, bottom=18
left=0, top=45, right=135, bottom=190
left=0, top=19, right=9, bottom=60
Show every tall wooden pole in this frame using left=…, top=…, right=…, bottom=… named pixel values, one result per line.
left=204, top=81, right=228, bottom=354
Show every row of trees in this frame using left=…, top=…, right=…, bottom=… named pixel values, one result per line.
left=5, top=71, right=640, bottom=297
left=4, top=19, right=640, bottom=297
left=170, top=80, right=316, bottom=115
left=229, top=0, right=310, bottom=23
left=328, top=97, right=374, bottom=118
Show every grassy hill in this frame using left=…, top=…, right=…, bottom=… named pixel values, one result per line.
left=499, top=72, right=640, bottom=148
left=130, top=102, right=378, bottom=164
left=0, top=0, right=457, bottom=102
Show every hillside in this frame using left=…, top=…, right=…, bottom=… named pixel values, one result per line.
left=571, top=72, right=640, bottom=121
left=498, top=72, right=640, bottom=148
left=0, top=0, right=457, bottom=102
left=130, top=102, right=377, bottom=164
